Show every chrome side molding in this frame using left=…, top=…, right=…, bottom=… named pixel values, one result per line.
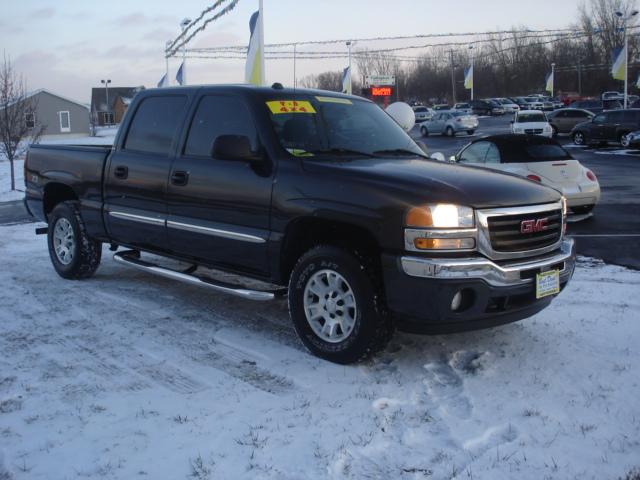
left=166, top=220, right=266, bottom=244
left=113, top=250, right=284, bottom=301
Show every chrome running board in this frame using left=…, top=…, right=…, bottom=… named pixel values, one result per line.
left=113, top=250, right=284, bottom=301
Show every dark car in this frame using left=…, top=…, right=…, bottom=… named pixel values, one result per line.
left=569, top=99, right=622, bottom=115
left=571, top=109, right=640, bottom=146
left=24, top=85, right=575, bottom=364
left=547, top=108, right=594, bottom=135
left=469, top=99, right=495, bottom=116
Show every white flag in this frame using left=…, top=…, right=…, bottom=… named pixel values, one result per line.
left=245, top=0, right=265, bottom=86
left=342, top=67, right=352, bottom=95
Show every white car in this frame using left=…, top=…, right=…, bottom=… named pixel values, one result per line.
left=494, top=98, right=520, bottom=113
left=452, top=134, right=600, bottom=216
left=412, top=105, right=434, bottom=122
left=512, top=110, right=553, bottom=137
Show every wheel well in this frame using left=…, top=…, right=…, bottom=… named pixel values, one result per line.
left=280, top=218, right=381, bottom=285
left=43, top=183, right=78, bottom=218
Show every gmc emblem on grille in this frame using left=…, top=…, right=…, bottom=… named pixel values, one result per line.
left=520, top=218, right=548, bottom=234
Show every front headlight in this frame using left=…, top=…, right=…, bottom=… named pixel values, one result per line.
left=405, top=204, right=476, bottom=251
left=561, top=196, right=567, bottom=236
left=406, top=204, right=474, bottom=228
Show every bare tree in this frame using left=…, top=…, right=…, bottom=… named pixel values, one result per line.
left=0, top=54, right=43, bottom=192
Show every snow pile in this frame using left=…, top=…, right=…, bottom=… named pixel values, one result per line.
left=0, top=223, right=638, bottom=479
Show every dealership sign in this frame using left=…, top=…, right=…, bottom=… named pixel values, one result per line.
left=365, top=75, right=396, bottom=87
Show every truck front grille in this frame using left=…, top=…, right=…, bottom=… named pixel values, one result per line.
left=487, top=209, right=562, bottom=252
left=524, top=128, right=543, bottom=134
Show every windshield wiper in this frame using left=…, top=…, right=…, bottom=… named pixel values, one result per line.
left=372, top=148, right=427, bottom=158
left=309, top=147, right=377, bottom=158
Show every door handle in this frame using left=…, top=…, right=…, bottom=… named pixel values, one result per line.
left=114, top=165, right=128, bottom=179
left=171, top=170, right=189, bottom=186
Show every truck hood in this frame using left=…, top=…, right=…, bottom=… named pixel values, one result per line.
left=302, top=157, right=560, bottom=209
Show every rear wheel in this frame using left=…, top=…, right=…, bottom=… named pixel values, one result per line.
left=47, top=201, right=102, bottom=279
left=551, top=125, right=558, bottom=137
left=288, top=245, right=393, bottom=364
left=420, top=126, right=429, bottom=137
left=573, top=131, right=586, bottom=145
left=445, top=126, right=455, bottom=137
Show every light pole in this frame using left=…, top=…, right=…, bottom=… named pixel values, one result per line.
left=551, top=63, right=555, bottom=98
left=293, top=43, right=297, bottom=89
left=180, top=18, right=192, bottom=85
left=469, top=45, right=474, bottom=101
left=615, top=9, right=639, bottom=108
left=165, top=40, right=171, bottom=87
left=346, top=41, right=352, bottom=94
left=100, top=79, right=111, bottom=125
left=449, top=49, right=456, bottom=104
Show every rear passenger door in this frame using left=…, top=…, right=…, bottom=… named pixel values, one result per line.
left=165, top=94, right=273, bottom=276
left=104, top=94, right=189, bottom=251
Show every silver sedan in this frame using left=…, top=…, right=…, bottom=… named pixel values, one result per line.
left=419, top=111, right=479, bottom=137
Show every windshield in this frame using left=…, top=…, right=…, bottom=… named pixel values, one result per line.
left=414, top=107, right=427, bottom=112
left=267, top=96, right=425, bottom=158
left=517, top=112, right=547, bottom=123
left=452, top=111, right=469, bottom=117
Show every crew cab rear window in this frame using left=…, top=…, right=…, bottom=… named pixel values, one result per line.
left=184, top=96, right=258, bottom=157
left=124, top=96, right=187, bottom=155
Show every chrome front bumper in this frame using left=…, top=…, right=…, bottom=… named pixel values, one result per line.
left=401, top=238, right=575, bottom=288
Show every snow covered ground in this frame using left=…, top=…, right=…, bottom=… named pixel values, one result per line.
left=0, top=223, right=639, bottom=479
left=0, top=127, right=117, bottom=203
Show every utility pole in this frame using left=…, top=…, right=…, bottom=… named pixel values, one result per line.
left=469, top=45, right=475, bottom=101
left=165, top=40, right=171, bottom=87
left=347, top=41, right=352, bottom=94
left=577, top=59, right=582, bottom=96
left=551, top=63, right=555, bottom=98
left=180, top=18, right=191, bottom=85
left=449, top=49, right=456, bottom=104
left=293, top=43, right=297, bottom=89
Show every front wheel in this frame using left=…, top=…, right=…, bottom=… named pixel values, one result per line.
left=47, top=201, right=102, bottom=279
left=573, top=132, right=586, bottom=145
left=445, top=126, right=455, bottom=137
left=288, top=245, right=393, bottom=364
left=551, top=125, right=558, bottom=137
left=620, top=133, right=631, bottom=148
left=420, top=126, right=429, bottom=137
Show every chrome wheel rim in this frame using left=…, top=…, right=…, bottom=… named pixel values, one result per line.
left=621, top=135, right=630, bottom=147
left=303, top=269, right=357, bottom=343
left=574, top=133, right=584, bottom=145
left=53, top=218, right=75, bottom=265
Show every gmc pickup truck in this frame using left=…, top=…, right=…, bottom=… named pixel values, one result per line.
left=25, top=85, right=576, bottom=364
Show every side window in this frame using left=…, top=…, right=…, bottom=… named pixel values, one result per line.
left=485, top=144, right=501, bottom=164
left=592, top=113, right=606, bottom=125
left=622, top=110, right=639, bottom=123
left=124, top=96, right=187, bottom=155
left=458, top=142, right=490, bottom=164
left=184, top=96, right=258, bottom=157
left=608, top=111, right=624, bottom=124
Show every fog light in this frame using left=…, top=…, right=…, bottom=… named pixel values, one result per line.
left=451, top=291, right=463, bottom=311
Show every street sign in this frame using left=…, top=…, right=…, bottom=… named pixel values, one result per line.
left=365, top=75, right=396, bottom=87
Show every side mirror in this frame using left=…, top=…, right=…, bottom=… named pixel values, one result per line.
left=448, top=155, right=457, bottom=163
left=212, top=135, right=262, bottom=162
left=430, top=152, right=445, bottom=162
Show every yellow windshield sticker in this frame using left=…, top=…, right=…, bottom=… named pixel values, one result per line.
left=286, top=148, right=315, bottom=157
left=267, top=100, right=316, bottom=114
left=315, top=96, right=352, bottom=105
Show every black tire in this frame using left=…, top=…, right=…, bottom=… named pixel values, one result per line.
left=573, top=131, right=586, bottom=145
left=288, top=245, right=393, bottom=364
left=551, top=125, right=558, bottom=137
left=47, top=201, right=102, bottom=279
left=420, top=126, right=429, bottom=137
left=467, top=130, right=475, bottom=136
left=571, top=204, right=595, bottom=215
left=445, top=126, right=455, bottom=137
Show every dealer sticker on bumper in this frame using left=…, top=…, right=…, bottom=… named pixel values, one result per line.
left=536, top=270, right=560, bottom=299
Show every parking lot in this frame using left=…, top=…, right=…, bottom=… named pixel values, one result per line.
left=411, top=115, right=640, bottom=270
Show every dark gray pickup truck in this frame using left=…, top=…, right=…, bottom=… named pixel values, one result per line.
left=25, top=85, right=576, bottom=363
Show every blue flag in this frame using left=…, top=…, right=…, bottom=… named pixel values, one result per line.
left=157, top=73, right=168, bottom=88
left=176, top=62, right=184, bottom=86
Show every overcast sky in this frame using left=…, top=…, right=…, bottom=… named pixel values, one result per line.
left=2, top=0, right=584, bottom=103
